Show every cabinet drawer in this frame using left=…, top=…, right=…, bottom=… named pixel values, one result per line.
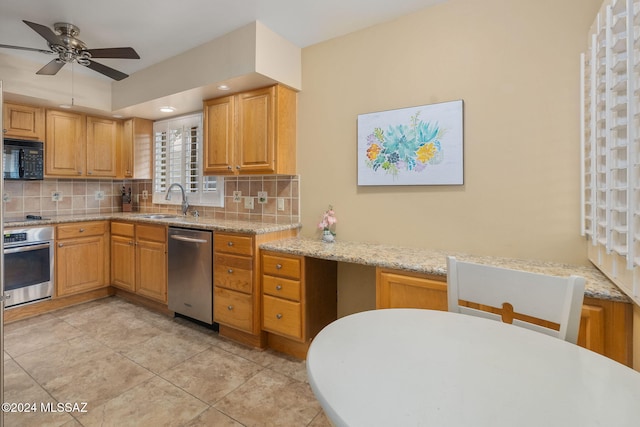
left=111, top=222, right=135, bottom=237
left=136, top=224, right=166, bottom=242
left=215, top=233, right=253, bottom=256
left=263, top=275, right=301, bottom=301
left=262, top=294, right=302, bottom=340
left=215, top=263, right=252, bottom=294
left=214, top=287, right=253, bottom=332
left=262, top=254, right=301, bottom=279
left=57, top=221, right=107, bottom=239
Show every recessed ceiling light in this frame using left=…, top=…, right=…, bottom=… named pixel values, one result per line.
left=112, top=114, right=123, bottom=118
left=217, top=85, right=230, bottom=91
left=58, top=104, right=72, bottom=109
left=160, top=106, right=176, bottom=113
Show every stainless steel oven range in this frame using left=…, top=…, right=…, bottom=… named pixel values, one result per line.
left=3, top=226, right=54, bottom=309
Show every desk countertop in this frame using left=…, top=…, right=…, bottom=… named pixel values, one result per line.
left=260, top=237, right=630, bottom=303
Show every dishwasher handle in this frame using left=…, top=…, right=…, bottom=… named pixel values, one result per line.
left=170, top=234, right=209, bottom=244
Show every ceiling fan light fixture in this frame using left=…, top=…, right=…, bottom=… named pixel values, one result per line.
left=160, top=106, right=176, bottom=113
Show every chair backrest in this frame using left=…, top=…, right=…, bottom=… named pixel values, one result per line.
left=446, top=256, right=585, bottom=344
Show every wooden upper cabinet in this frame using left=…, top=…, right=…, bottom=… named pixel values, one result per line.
left=120, top=117, right=153, bottom=179
left=86, top=116, right=117, bottom=177
left=203, top=95, right=235, bottom=174
left=203, top=84, right=297, bottom=176
left=3, top=102, right=45, bottom=140
left=45, top=110, right=118, bottom=178
left=45, top=109, right=85, bottom=177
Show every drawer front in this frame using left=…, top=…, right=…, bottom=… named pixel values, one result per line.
left=57, top=221, right=107, bottom=239
left=262, top=254, right=301, bottom=279
left=214, top=287, right=253, bottom=332
left=214, top=233, right=253, bottom=256
left=263, top=294, right=302, bottom=340
left=214, top=263, right=253, bottom=294
left=263, top=275, right=301, bottom=301
left=136, top=224, right=166, bottom=242
left=111, top=221, right=135, bottom=237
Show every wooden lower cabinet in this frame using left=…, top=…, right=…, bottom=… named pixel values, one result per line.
left=111, top=222, right=167, bottom=303
left=376, top=267, right=633, bottom=367
left=260, top=251, right=337, bottom=358
left=56, top=222, right=110, bottom=297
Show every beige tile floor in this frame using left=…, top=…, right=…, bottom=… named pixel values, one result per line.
left=2, top=296, right=332, bottom=427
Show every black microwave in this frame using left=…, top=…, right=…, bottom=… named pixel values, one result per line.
left=3, top=138, right=44, bottom=180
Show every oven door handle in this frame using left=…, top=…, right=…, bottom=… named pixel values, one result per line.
left=4, top=243, right=51, bottom=254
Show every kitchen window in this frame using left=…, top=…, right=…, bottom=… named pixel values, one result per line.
left=152, top=112, right=224, bottom=207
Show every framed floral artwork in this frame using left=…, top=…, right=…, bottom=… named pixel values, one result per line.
left=357, top=99, right=464, bottom=186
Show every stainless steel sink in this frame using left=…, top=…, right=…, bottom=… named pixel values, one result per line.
left=137, top=214, right=179, bottom=219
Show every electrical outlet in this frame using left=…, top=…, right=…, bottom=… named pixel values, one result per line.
left=233, top=191, right=242, bottom=203
left=244, top=196, right=254, bottom=210
left=95, top=190, right=105, bottom=201
left=51, top=191, right=62, bottom=202
left=277, top=197, right=285, bottom=211
left=3, top=192, right=10, bottom=202
left=142, top=190, right=148, bottom=200
left=257, top=191, right=267, bottom=204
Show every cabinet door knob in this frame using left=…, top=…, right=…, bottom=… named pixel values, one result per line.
left=276, top=264, right=282, bottom=269
left=227, top=268, right=233, bottom=274
left=275, top=285, right=282, bottom=291
left=77, top=170, right=82, bottom=175
left=87, top=171, right=93, bottom=175
left=235, top=165, right=240, bottom=170
left=227, top=166, right=232, bottom=170
left=227, top=305, right=233, bottom=311
left=227, top=241, right=234, bottom=246
left=79, top=228, right=85, bottom=232
left=58, top=243, right=63, bottom=248
left=276, top=313, right=283, bottom=319
left=129, top=240, right=134, bottom=246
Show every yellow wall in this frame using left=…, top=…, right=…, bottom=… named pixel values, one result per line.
left=298, top=0, right=601, bottom=266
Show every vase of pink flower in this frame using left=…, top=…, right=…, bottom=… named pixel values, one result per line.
left=318, top=205, right=337, bottom=243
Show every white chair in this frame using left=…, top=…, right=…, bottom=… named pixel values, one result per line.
left=446, top=256, right=585, bottom=344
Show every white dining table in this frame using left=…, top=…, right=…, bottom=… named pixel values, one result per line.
left=306, top=308, right=640, bottom=427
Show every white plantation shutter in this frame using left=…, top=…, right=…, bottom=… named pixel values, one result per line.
left=153, top=113, right=224, bottom=207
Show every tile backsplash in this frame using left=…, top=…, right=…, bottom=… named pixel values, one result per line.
left=3, top=175, right=300, bottom=224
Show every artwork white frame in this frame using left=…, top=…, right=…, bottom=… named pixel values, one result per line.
left=357, top=99, right=464, bottom=186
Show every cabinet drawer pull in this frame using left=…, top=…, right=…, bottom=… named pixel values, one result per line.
left=276, top=313, right=283, bottom=319
left=227, top=305, right=233, bottom=311
left=227, top=269, right=233, bottom=274
left=275, top=285, right=282, bottom=291
left=276, top=263, right=282, bottom=269
left=227, top=241, right=234, bottom=247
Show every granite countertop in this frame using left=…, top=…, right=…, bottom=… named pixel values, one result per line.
left=4, top=213, right=301, bottom=235
left=260, top=237, right=630, bottom=303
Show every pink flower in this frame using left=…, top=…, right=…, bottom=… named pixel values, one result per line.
left=318, top=205, right=337, bottom=231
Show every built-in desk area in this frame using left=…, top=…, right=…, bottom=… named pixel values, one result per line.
left=260, top=237, right=633, bottom=366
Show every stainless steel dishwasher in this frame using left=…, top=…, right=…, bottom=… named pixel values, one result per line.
left=168, top=227, right=213, bottom=324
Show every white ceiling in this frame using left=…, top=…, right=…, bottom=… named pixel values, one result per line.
left=0, top=0, right=444, bottom=77
left=0, top=0, right=444, bottom=117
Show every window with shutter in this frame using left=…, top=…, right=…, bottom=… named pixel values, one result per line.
left=153, top=113, right=224, bottom=207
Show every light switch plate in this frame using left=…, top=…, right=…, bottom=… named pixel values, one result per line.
left=277, top=198, right=285, bottom=211
left=244, top=196, right=254, bottom=209
left=233, top=191, right=242, bottom=203
left=257, top=191, right=267, bottom=204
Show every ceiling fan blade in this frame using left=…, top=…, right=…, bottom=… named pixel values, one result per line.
left=85, top=59, right=128, bottom=81
left=84, top=47, right=140, bottom=59
left=36, top=60, right=65, bottom=75
left=0, top=43, right=54, bottom=54
left=22, top=20, right=61, bottom=46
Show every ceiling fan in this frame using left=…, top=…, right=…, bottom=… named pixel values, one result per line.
left=0, top=20, right=140, bottom=81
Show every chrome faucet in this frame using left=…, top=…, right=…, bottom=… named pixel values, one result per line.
left=165, top=183, right=189, bottom=215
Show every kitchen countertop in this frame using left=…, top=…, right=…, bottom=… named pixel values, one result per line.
left=260, top=237, right=630, bottom=303
left=4, top=213, right=301, bottom=235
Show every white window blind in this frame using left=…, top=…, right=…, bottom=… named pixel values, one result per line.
left=153, top=113, right=224, bottom=207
